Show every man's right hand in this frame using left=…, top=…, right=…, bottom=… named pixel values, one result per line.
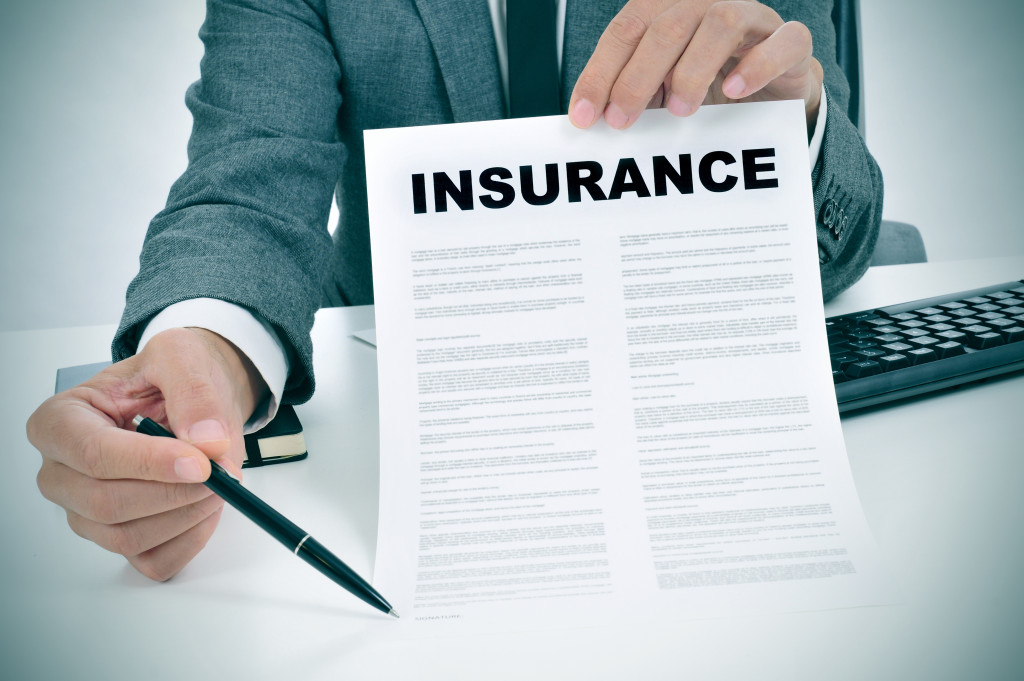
left=26, top=327, right=267, bottom=581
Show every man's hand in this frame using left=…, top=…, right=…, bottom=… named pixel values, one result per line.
left=26, top=327, right=267, bottom=581
left=569, top=0, right=823, bottom=131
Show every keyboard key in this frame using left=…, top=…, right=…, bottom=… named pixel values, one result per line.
left=873, top=325, right=900, bottom=334
left=951, top=317, right=983, bottom=327
left=906, top=348, right=937, bottom=365
left=997, top=298, right=1022, bottom=307
left=831, top=354, right=859, bottom=370
left=1010, top=286, right=1024, bottom=295
left=923, top=314, right=952, bottom=323
left=1001, top=306, right=1024, bottom=315
left=936, top=330, right=966, bottom=342
left=898, top=319, right=928, bottom=329
left=999, top=326, right=1024, bottom=343
left=848, top=339, right=878, bottom=350
left=934, top=341, right=966, bottom=359
left=977, top=311, right=1006, bottom=320
left=849, top=328, right=878, bottom=340
left=902, top=328, right=930, bottom=337
left=987, top=318, right=1016, bottom=328
left=961, top=324, right=992, bottom=335
left=889, top=312, right=918, bottom=321
left=878, top=354, right=910, bottom=372
left=845, top=360, right=882, bottom=378
left=864, top=317, right=895, bottom=326
left=855, top=348, right=887, bottom=360
left=967, top=332, right=1004, bottom=350
left=926, top=323, right=956, bottom=332
left=832, top=370, right=849, bottom=384
left=914, top=307, right=944, bottom=315
left=964, top=296, right=991, bottom=304
left=948, top=308, right=977, bottom=317
left=940, top=301, right=968, bottom=310
left=908, top=336, right=939, bottom=347
left=881, top=342, right=913, bottom=353
left=988, top=291, right=1014, bottom=300
left=974, top=303, right=1001, bottom=312
left=874, top=333, right=903, bottom=343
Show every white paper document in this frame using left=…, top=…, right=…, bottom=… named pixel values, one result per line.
left=365, top=102, right=889, bottom=632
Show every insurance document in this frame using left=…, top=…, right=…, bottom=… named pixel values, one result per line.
left=365, top=101, right=889, bottom=632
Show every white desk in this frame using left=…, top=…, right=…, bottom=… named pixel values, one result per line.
left=2, top=258, right=1022, bottom=680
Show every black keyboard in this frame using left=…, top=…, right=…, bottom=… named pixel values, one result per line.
left=828, top=279, right=1024, bottom=412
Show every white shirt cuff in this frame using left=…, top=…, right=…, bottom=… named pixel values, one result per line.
left=137, top=298, right=289, bottom=433
left=808, top=82, right=827, bottom=168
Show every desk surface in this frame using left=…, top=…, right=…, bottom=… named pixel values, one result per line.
left=2, top=258, right=1022, bottom=680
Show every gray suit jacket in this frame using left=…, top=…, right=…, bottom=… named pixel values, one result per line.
left=113, top=0, right=882, bottom=405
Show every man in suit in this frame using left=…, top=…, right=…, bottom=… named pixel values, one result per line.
left=27, top=0, right=880, bottom=581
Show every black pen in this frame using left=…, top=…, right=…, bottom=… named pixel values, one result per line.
left=132, top=415, right=398, bottom=618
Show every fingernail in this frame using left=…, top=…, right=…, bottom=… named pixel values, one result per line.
left=723, top=73, right=746, bottom=99
left=215, top=458, right=242, bottom=482
left=667, top=95, right=692, bottom=117
left=570, top=99, right=596, bottom=128
left=604, top=103, right=629, bottom=129
left=188, top=419, right=227, bottom=444
left=174, top=456, right=205, bottom=482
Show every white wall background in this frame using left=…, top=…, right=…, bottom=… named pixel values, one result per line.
left=0, top=0, right=206, bottom=332
left=861, top=0, right=1024, bottom=263
left=2, top=0, right=1023, bottom=333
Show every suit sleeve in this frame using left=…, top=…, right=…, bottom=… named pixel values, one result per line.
left=785, top=1, right=883, bottom=301
left=111, top=0, right=344, bottom=404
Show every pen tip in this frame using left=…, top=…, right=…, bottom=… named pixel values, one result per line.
left=132, top=415, right=144, bottom=428
left=388, top=609, right=400, bottom=619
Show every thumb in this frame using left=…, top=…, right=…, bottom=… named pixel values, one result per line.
left=141, top=328, right=248, bottom=479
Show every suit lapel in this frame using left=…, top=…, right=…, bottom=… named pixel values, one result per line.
left=412, top=0, right=504, bottom=122
left=562, top=0, right=625, bottom=111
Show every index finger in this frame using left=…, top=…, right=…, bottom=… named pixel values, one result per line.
left=28, top=392, right=211, bottom=484
left=568, top=0, right=676, bottom=127
left=666, top=1, right=783, bottom=115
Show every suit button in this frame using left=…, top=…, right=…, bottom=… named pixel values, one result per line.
left=819, top=176, right=850, bottom=240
